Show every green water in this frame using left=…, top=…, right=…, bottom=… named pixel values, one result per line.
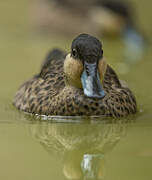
left=0, top=0, right=152, bottom=179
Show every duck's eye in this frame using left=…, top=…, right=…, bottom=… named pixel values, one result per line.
left=101, top=50, right=103, bottom=57
left=72, top=49, right=77, bottom=58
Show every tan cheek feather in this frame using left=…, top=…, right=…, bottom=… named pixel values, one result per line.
left=64, top=54, right=83, bottom=88
left=98, top=57, right=107, bottom=82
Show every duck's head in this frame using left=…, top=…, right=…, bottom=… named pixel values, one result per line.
left=64, top=34, right=107, bottom=99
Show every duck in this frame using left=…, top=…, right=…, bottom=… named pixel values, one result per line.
left=13, top=34, right=137, bottom=117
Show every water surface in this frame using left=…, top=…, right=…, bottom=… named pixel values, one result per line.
left=0, top=0, right=152, bottom=179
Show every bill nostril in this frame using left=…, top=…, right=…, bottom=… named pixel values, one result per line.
left=84, top=62, right=97, bottom=77
left=85, top=67, right=89, bottom=76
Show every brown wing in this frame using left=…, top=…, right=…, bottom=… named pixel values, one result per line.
left=13, top=49, right=66, bottom=114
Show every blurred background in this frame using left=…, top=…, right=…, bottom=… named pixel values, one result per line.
left=0, top=0, right=152, bottom=180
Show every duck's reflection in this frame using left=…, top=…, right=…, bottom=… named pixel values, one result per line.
left=29, top=118, right=127, bottom=179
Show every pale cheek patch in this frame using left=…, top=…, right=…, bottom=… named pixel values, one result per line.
left=64, top=54, right=83, bottom=87
left=98, top=57, right=107, bottom=81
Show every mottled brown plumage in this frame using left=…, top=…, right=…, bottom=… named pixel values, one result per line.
left=13, top=34, right=137, bottom=117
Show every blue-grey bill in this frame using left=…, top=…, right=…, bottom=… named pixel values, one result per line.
left=81, top=63, right=105, bottom=99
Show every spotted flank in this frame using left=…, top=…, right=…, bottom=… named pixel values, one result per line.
left=13, top=34, right=137, bottom=117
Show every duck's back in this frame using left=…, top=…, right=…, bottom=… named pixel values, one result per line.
left=13, top=49, right=66, bottom=114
